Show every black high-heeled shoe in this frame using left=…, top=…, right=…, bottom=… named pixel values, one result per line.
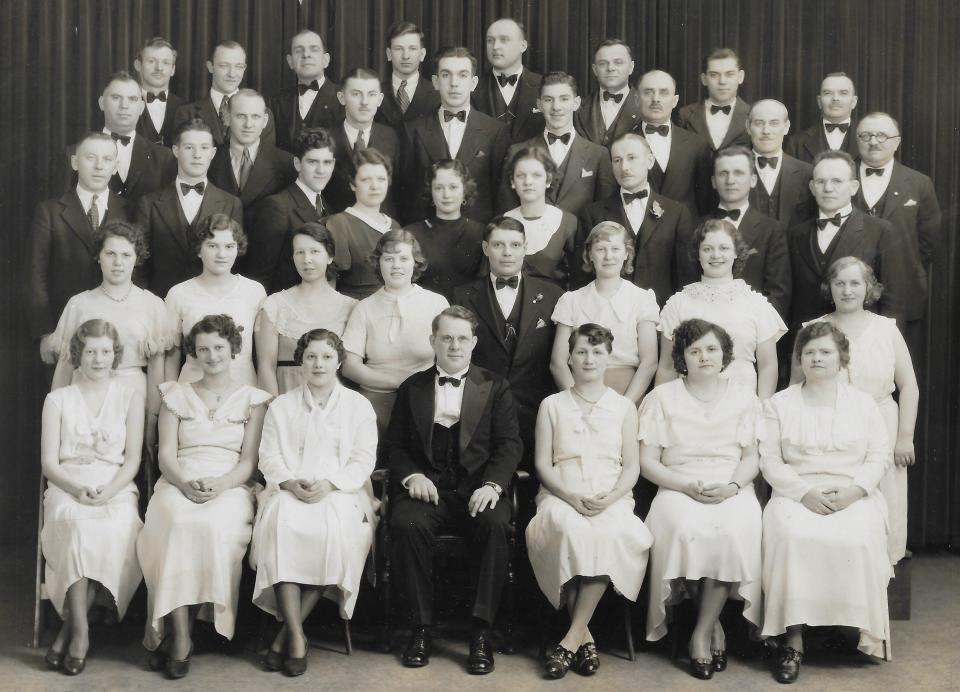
left=774, top=646, right=802, bottom=684
left=63, top=653, right=86, bottom=676
left=263, top=646, right=284, bottom=672
left=689, top=656, right=714, bottom=680
left=712, top=648, right=728, bottom=672
left=283, top=653, right=307, bottom=677
left=165, top=643, right=193, bottom=680
left=544, top=644, right=576, bottom=679
left=575, top=642, right=599, bottom=675
left=44, top=645, right=65, bottom=671
left=148, top=635, right=171, bottom=672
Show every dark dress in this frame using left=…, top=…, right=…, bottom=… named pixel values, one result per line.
left=327, top=210, right=402, bottom=301
left=405, top=216, right=486, bottom=302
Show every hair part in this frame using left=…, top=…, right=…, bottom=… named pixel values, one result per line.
left=341, top=67, right=382, bottom=88
left=714, top=144, right=757, bottom=176
left=189, top=212, right=248, bottom=256
left=289, top=29, right=326, bottom=54
left=702, top=47, right=741, bottom=72
left=102, top=69, right=139, bottom=93
left=352, top=146, right=392, bottom=180
left=582, top=221, right=635, bottom=275
left=821, top=255, right=884, bottom=307
left=540, top=70, right=579, bottom=96
left=93, top=220, right=149, bottom=265
left=594, top=38, right=633, bottom=60
left=292, top=222, right=338, bottom=281
left=185, top=315, right=243, bottom=358
left=138, top=37, right=178, bottom=63
left=811, top=149, right=857, bottom=178
left=69, top=319, right=123, bottom=369
left=689, top=218, right=752, bottom=278
left=210, top=40, right=246, bottom=61
left=173, top=117, right=214, bottom=145
left=568, top=323, right=614, bottom=354
left=432, top=305, right=479, bottom=336
left=483, top=215, right=526, bottom=240
left=368, top=229, right=427, bottom=284
left=670, top=318, right=734, bottom=376
left=425, top=158, right=478, bottom=209
left=387, top=21, right=424, bottom=46
left=507, top=145, right=557, bottom=185
left=294, top=328, right=345, bottom=365
left=434, top=46, right=478, bottom=77
left=793, top=320, right=851, bottom=369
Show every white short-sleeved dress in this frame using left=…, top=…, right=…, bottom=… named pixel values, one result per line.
left=659, top=280, right=787, bottom=391
left=254, top=288, right=357, bottom=394
left=760, top=383, right=893, bottom=660
left=251, top=384, right=377, bottom=619
left=165, top=276, right=267, bottom=386
left=137, top=381, right=272, bottom=649
left=637, top=379, right=764, bottom=641
left=525, top=388, right=653, bottom=608
left=552, top=280, right=660, bottom=395
left=41, top=383, right=143, bottom=619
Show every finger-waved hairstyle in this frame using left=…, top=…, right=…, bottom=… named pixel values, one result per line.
left=184, top=314, right=243, bottom=358
left=368, top=229, right=427, bottom=283
left=671, top=318, right=734, bottom=375
left=190, top=213, right=248, bottom=257
left=294, top=328, right=345, bottom=365
left=689, top=218, right=751, bottom=278
left=93, top=220, right=149, bottom=265
left=568, top=323, right=614, bottom=354
left=69, top=319, right=123, bottom=369
left=821, top=255, right=883, bottom=307
left=793, top=320, right=851, bottom=369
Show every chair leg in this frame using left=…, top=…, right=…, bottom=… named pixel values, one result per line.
left=668, top=605, right=680, bottom=660
left=379, top=542, right=392, bottom=653
left=32, top=478, right=45, bottom=649
left=342, top=619, right=353, bottom=655
left=623, top=599, right=635, bottom=661
left=500, top=552, right=517, bottom=654
left=537, top=599, right=551, bottom=660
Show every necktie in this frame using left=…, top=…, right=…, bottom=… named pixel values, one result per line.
left=111, top=132, right=131, bottom=146
left=816, top=213, right=843, bottom=230
left=757, top=156, right=779, bottom=169
left=438, top=376, right=461, bottom=387
left=354, top=128, right=366, bottom=154
left=710, top=104, right=732, bottom=115
left=87, top=196, right=100, bottom=230
left=297, top=80, right=320, bottom=96
left=865, top=167, right=885, bottom=177
left=496, top=73, right=519, bottom=88
left=603, top=91, right=624, bottom=103
left=645, top=123, right=669, bottom=136
left=180, top=181, right=205, bottom=195
left=713, top=207, right=742, bottom=221
left=495, top=275, right=519, bottom=290
left=397, top=80, right=411, bottom=113
left=218, top=95, right=231, bottom=136
left=237, top=147, right=252, bottom=191
left=314, top=194, right=324, bottom=216
left=443, top=110, right=466, bottom=123
left=547, top=132, right=571, bottom=145
left=825, top=122, right=849, bottom=133
left=622, top=189, right=649, bottom=204
left=146, top=91, right=167, bottom=103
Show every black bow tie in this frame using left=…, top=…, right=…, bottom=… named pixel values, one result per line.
left=825, top=122, right=849, bottom=133
left=645, top=123, right=669, bottom=136
left=713, top=207, right=742, bottom=221
left=146, top=91, right=167, bottom=103
left=438, top=376, right=462, bottom=387
left=297, top=80, right=320, bottom=96
left=622, top=189, right=648, bottom=204
left=602, top=91, right=624, bottom=103
left=816, top=213, right=844, bottom=230
left=111, top=132, right=131, bottom=146
left=865, top=167, right=885, bottom=177
left=443, top=110, right=467, bottom=123
left=180, top=181, right=205, bottom=195
left=495, top=275, right=519, bottom=290
left=547, top=132, right=571, bottom=145
left=496, top=73, right=518, bottom=87
left=757, top=155, right=779, bottom=169
left=710, top=104, right=732, bottom=115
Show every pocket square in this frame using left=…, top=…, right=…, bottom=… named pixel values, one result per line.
left=536, top=317, right=547, bottom=329
left=476, top=150, right=486, bottom=158
left=581, top=168, right=594, bottom=178
left=904, top=198, right=917, bottom=207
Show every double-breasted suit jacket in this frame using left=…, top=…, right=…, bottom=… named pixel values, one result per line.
left=472, top=68, right=545, bottom=145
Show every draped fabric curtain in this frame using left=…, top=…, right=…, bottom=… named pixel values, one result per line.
left=2, top=0, right=957, bottom=548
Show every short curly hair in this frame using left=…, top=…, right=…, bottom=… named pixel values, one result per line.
left=689, top=218, right=751, bottom=278
left=423, top=158, right=478, bottom=210
left=92, top=220, right=149, bottom=265
left=821, top=256, right=884, bottom=307
left=793, top=320, right=851, bottom=369
left=189, top=213, right=248, bottom=257
left=69, top=319, right=123, bottom=369
left=352, top=147, right=393, bottom=181
left=368, top=229, right=428, bottom=284
left=670, top=318, right=734, bottom=376
left=507, top=146, right=557, bottom=188
left=294, top=328, right=346, bottom=365
left=293, top=127, right=337, bottom=159
left=581, top=221, right=635, bottom=276
left=184, top=314, right=243, bottom=358
left=567, top=323, right=614, bottom=354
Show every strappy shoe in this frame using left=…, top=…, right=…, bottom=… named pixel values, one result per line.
left=774, top=646, right=803, bottom=684
left=544, top=644, right=576, bottom=679
left=712, top=648, right=728, bottom=672
left=575, top=642, right=599, bottom=675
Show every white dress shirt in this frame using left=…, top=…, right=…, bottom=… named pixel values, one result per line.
left=434, top=366, right=469, bottom=428
left=642, top=121, right=672, bottom=171
left=754, top=149, right=783, bottom=196
left=621, top=185, right=650, bottom=233
left=859, top=159, right=894, bottom=209
left=600, top=85, right=630, bottom=130
left=491, top=272, right=521, bottom=318
left=343, top=120, right=371, bottom=150
left=210, top=87, right=238, bottom=115
left=494, top=65, right=522, bottom=107
left=295, top=178, right=324, bottom=212
left=544, top=129, right=575, bottom=165
left=817, top=203, right=853, bottom=252
left=392, top=72, right=420, bottom=103
left=298, top=76, right=325, bottom=120
left=824, top=119, right=851, bottom=151
left=75, top=185, right=109, bottom=225
left=717, top=201, right=749, bottom=230
left=176, top=176, right=207, bottom=223
left=439, top=106, right=469, bottom=158
left=102, top=128, right=134, bottom=182
left=143, top=90, right=167, bottom=135
left=229, top=138, right=260, bottom=184
left=705, top=100, right=734, bottom=150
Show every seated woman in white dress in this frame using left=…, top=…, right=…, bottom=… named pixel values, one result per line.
left=40, top=319, right=145, bottom=675
left=791, top=256, right=918, bottom=565
left=341, top=229, right=448, bottom=433
left=252, top=329, right=378, bottom=677
left=138, top=315, right=271, bottom=680
left=638, top=319, right=763, bottom=680
left=655, top=219, right=786, bottom=399
left=164, top=213, right=267, bottom=386
left=550, top=221, right=659, bottom=402
left=255, top=223, right=357, bottom=396
left=761, top=321, right=893, bottom=684
left=526, top=324, right=652, bottom=679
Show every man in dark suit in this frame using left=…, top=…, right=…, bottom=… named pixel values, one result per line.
left=497, top=72, right=616, bottom=215
left=29, top=132, right=129, bottom=363
left=574, top=134, right=693, bottom=305
left=453, top=216, right=561, bottom=461
left=402, top=47, right=510, bottom=224
left=678, top=146, right=791, bottom=318
left=375, top=21, right=440, bottom=134
left=134, top=37, right=183, bottom=147
left=387, top=305, right=522, bottom=675
left=472, top=18, right=544, bottom=145
left=270, top=29, right=342, bottom=152
left=786, top=72, right=859, bottom=163
left=136, top=119, right=243, bottom=298
left=174, top=40, right=276, bottom=147
left=677, top=47, right=751, bottom=153
left=325, top=68, right=399, bottom=215
left=788, top=150, right=905, bottom=329
left=574, top=39, right=643, bottom=149
left=854, top=111, right=942, bottom=358
left=747, top=99, right=815, bottom=231
left=636, top=69, right=713, bottom=216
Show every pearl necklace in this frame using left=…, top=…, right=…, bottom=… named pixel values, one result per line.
left=100, top=284, right=133, bottom=303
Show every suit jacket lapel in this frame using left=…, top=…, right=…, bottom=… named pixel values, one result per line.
left=212, top=147, right=240, bottom=194
left=423, top=114, right=451, bottom=161
left=412, top=368, right=438, bottom=463
left=466, top=282, right=508, bottom=353
left=614, top=90, right=642, bottom=137
left=201, top=96, right=225, bottom=142
left=517, top=274, right=542, bottom=340
left=456, top=112, right=485, bottom=164
left=834, top=210, right=865, bottom=256
left=636, top=192, right=662, bottom=248
left=556, top=136, right=588, bottom=202
left=458, top=367, right=490, bottom=453
left=686, top=103, right=709, bottom=138
left=513, top=73, right=539, bottom=136
left=125, top=137, right=147, bottom=192
left=721, top=97, right=751, bottom=148
left=241, top=147, right=274, bottom=202
left=880, top=162, right=908, bottom=219
left=59, top=192, right=95, bottom=251
left=158, top=186, right=190, bottom=254
left=778, top=157, right=801, bottom=208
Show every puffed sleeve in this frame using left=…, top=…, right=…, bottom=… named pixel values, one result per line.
left=140, top=292, right=177, bottom=359
left=551, top=290, right=575, bottom=326
left=326, top=391, right=378, bottom=491
left=637, top=388, right=671, bottom=446
left=759, top=396, right=811, bottom=501
left=753, top=293, right=788, bottom=344
left=340, top=300, right=369, bottom=357
left=735, top=389, right=766, bottom=447
left=852, top=396, right=891, bottom=494
left=258, top=397, right=295, bottom=486
left=254, top=293, right=279, bottom=334
left=164, top=286, right=185, bottom=347
left=657, top=293, right=683, bottom=339
left=50, top=294, right=82, bottom=361
left=157, top=381, right=194, bottom=420
left=636, top=287, right=661, bottom=325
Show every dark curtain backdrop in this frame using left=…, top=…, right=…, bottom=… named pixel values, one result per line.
left=1, top=0, right=957, bottom=548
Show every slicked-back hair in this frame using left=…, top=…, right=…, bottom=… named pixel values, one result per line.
left=172, top=118, right=214, bottom=145
left=69, top=319, right=123, bottom=369
left=611, top=131, right=652, bottom=156
left=715, top=145, right=757, bottom=176
left=76, top=131, right=118, bottom=152
left=671, top=318, right=734, bottom=375
left=702, top=47, right=741, bottom=72
left=289, top=29, right=326, bottom=54
left=540, top=70, right=578, bottom=97
left=489, top=17, right=527, bottom=41
left=210, top=40, right=246, bottom=61
left=224, top=87, right=266, bottom=112
left=341, top=67, right=382, bottom=88
left=184, top=314, right=243, bottom=358
left=434, top=46, right=478, bottom=77
left=811, top=149, right=857, bottom=178
left=294, top=328, right=345, bottom=365
left=483, top=215, right=526, bottom=240
left=594, top=38, right=633, bottom=61
left=793, top=320, right=851, bottom=369
left=568, top=323, right=614, bottom=354
left=103, top=69, right=139, bottom=93
left=293, top=127, right=336, bottom=159
left=138, top=37, right=178, bottom=63
left=93, top=220, right=149, bottom=265
left=432, top=305, right=479, bottom=336
left=859, top=111, right=901, bottom=135
left=387, top=21, right=424, bottom=46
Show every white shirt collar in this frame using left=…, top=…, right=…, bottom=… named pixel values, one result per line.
left=230, top=137, right=260, bottom=160
left=392, top=72, right=420, bottom=92
left=860, top=158, right=895, bottom=174
left=101, top=127, right=136, bottom=144
left=75, top=185, right=109, bottom=210
left=494, top=64, right=524, bottom=79
left=210, top=87, right=237, bottom=111
left=818, top=203, right=853, bottom=220
left=437, top=365, right=470, bottom=380
left=295, top=177, right=323, bottom=202
left=490, top=272, right=521, bottom=288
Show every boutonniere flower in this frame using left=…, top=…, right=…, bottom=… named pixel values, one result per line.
left=745, top=247, right=759, bottom=257
left=650, top=201, right=664, bottom=220
left=532, top=293, right=544, bottom=304
left=532, top=106, right=541, bottom=114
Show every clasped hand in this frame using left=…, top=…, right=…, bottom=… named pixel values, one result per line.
left=567, top=491, right=616, bottom=516
left=284, top=478, right=334, bottom=504
left=801, top=485, right=865, bottom=514
left=180, top=475, right=232, bottom=503
left=75, top=485, right=111, bottom=506
left=684, top=480, right=736, bottom=504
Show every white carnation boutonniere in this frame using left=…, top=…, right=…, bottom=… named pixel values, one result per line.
left=532, top=293, right=544, bottom=304
left=650, top=201, right=664, bottom=220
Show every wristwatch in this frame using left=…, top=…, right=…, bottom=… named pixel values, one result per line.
left=483, top=481, right=503, bottom=496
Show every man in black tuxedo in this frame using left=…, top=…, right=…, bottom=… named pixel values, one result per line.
left=636, top=69, right=713, bottom=216
left=787, top=150, right=905, bottom=329
left=786, top=72, right=859, bottom=163
left=375, top=22, right=440, bottom=134
left=402, top=47, right=510, bottom=223
left=497, top=72, right=616, bottom=215
left=574, top=134, right=693, bottom=305
left=136, top=119, right=243, bottom=298
left=270, top=29, right=342, bottom=152
left=453, top=216, right=561, bottom=461
left=746, top=99, right=815, bottom=231
left=325, top=68, right=399, bottom=215
left=134, top=37, right=183, bottom=147
left=472, top=18, right=544, bottom=145
left=678, top=146, right=791, bottom=318
left=574, top=39, right=643, bottom=149
left=175, top=40, right=276, bottom=147
left=387, top=305, right=522, bottom=674
left=29, top=132, right=129, bottom=363
left=677, top=47, right=751, bottom=153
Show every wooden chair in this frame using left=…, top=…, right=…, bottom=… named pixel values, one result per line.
left=31, top=475, right=48, bottom=649
left=537, top=593, right=636, bottom=661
